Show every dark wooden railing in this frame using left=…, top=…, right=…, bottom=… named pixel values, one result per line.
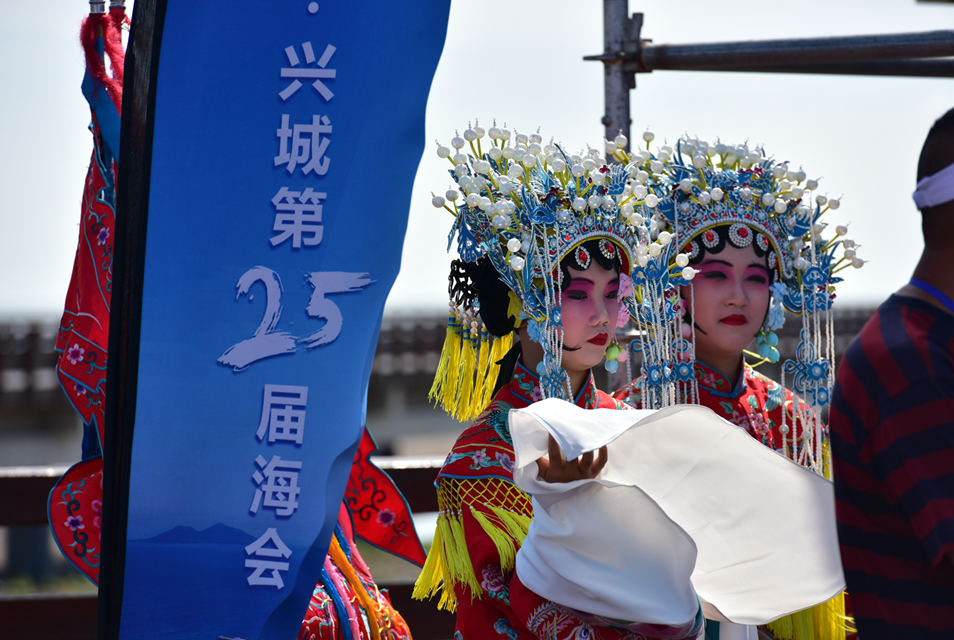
left=0, top=459, right=454, bottom=640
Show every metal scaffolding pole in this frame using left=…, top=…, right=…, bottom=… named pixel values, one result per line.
left=600, top=0, right=646, bottom=151
left=634, top=31, right=954, bottom=71
left=587, top=1, right=954, bottom=141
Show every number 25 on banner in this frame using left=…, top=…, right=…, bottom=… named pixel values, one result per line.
left=218, top=267, right=373, bottom=371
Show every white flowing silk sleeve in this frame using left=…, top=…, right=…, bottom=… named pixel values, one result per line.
left=509, top=399, right=845, bottom=627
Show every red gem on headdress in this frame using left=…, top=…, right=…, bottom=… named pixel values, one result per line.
left=705, top=231, right=715, bottom=241
left=738, top=227, right=749, bottom=238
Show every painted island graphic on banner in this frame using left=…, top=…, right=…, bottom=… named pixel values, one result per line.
left=118, top=2, right=449, bottom=639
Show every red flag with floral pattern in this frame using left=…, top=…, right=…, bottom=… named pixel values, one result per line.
left=48, top=4, right=127, bottom=585
left=344, top=427, right=427, bottom=567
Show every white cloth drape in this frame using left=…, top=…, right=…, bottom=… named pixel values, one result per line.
left=509, top=399, right=845, bottom=627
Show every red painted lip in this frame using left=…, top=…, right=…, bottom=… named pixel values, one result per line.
left=720, top=315, right=747, bottom=326
left=588, top=333, right=609, bottom=346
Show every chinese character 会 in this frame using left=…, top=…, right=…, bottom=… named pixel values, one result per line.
left=245, top=528, right=292, bottom=589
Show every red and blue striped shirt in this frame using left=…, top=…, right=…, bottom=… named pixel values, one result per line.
left=831, top=294, right=954, bottom=638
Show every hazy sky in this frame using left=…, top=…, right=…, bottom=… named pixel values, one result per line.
left=2, top=0, right=951, bottom=319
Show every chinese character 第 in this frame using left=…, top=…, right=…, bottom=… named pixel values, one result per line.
left=245, top=528, right=292, bottom=589
left=275, top=114, right=332, bottom=176
left=279, top=42, right=336, bottom=102
left=250, top=454, right=302, bottom=517
left=270, top=187, right=326, bottom=249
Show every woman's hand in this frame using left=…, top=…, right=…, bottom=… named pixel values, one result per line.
left=535, top=434, right=608, bottom=483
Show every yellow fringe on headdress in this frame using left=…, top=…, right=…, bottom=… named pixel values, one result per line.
left=429, top=314, right=463, bottom=414
left=414, top=478, right=533, bottom=613
left=429, top=313, right=516, bottom=423
left=472, top=327, right=492, bottom=413
left=765, top=593, right=855, bottom=639
left=453, top=329, right=478, bottom=422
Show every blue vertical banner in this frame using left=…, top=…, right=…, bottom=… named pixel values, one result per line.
left=115, top=2, right=449, bottom=638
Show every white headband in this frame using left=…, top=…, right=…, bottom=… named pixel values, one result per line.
left=913, top=161, right=954, bottom=210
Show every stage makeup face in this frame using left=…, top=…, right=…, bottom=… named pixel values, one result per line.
left=560, top=261, right=620, bottom=378
left=686, top=242, right=770, bottom=369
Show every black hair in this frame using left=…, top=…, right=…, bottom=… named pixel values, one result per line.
left=687, top=224, right=768, bottom=268
left=560, top=238, right=621, bottom=287
left=917, top=107, right=954, bottom=183
left=448, top=257, right=516, bottom=338
left=917, top=107, right=954, bottom=248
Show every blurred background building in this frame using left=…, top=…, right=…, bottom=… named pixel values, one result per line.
left=0, top=307, right=876, bottom=591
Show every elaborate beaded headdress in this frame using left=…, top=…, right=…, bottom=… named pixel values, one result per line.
left=616, top=132, right=864, bottom=473
left=428, top=121, right=638, bottom=420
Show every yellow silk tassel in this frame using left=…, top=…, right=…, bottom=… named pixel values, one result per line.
left=412, top=518, right=447, bottom=605
left=815, top=593, right=855, bottom=637
left=441, top=321, right=463, bottom=415
left=467, top=327, right=492, bottom=420
left=487, top=504, right=532, bottom=545
left=765, top=593, right=854, bottom=640
left=414, top=508, right=480, bottom=612
left=766, top=615, right=794, bottom=639
left=470, top=507, right=518, bottom=570
left=453, top=332, right=477, bottom=422
left=792, top=609, right=815, bottom=640
left=429, top=314, right=458, bottom=410
left=823, top=437, right=833, bottom=480
left=470, top=504, right=534, bottom=574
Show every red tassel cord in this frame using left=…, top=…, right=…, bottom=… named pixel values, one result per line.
left=79, top=8, right=127, bottom=114
left=106, top=5, right=129, bottom=93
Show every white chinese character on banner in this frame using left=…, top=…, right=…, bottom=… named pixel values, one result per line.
left=250, top=455, right=302, bottom=517
left=270, top=186, right=326, bottom=249
left=257, top=384, right=308, bottom=444
left=280, top=42, right=336, bottom=101
left=245, top=528, right=292, bottom=589
left=275, top=114, right=331, bottom=175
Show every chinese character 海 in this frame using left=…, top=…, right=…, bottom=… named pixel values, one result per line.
left=280, top=42, right=336, bottom=102
left=270, top=187, right=326, bottom=249
left=275, top=114, right=331, bottom=175
left=250, top=454, right=302, bottom=517
left=257, top=384, right=308, bottom=444
left=245, top=528, right=292, bottom=588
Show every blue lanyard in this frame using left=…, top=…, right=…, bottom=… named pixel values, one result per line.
left=909, top=278, right=954, bottom=315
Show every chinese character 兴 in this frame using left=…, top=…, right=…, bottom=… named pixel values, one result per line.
left=270, top=187, right=326, bottom=249
left=245, top=528, right=292, bottom=589
left=250, top=455, right=302, bottom=517
left=275, top=114, right=331, bottom=175
left=280, top=42, right=336, bottom=102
